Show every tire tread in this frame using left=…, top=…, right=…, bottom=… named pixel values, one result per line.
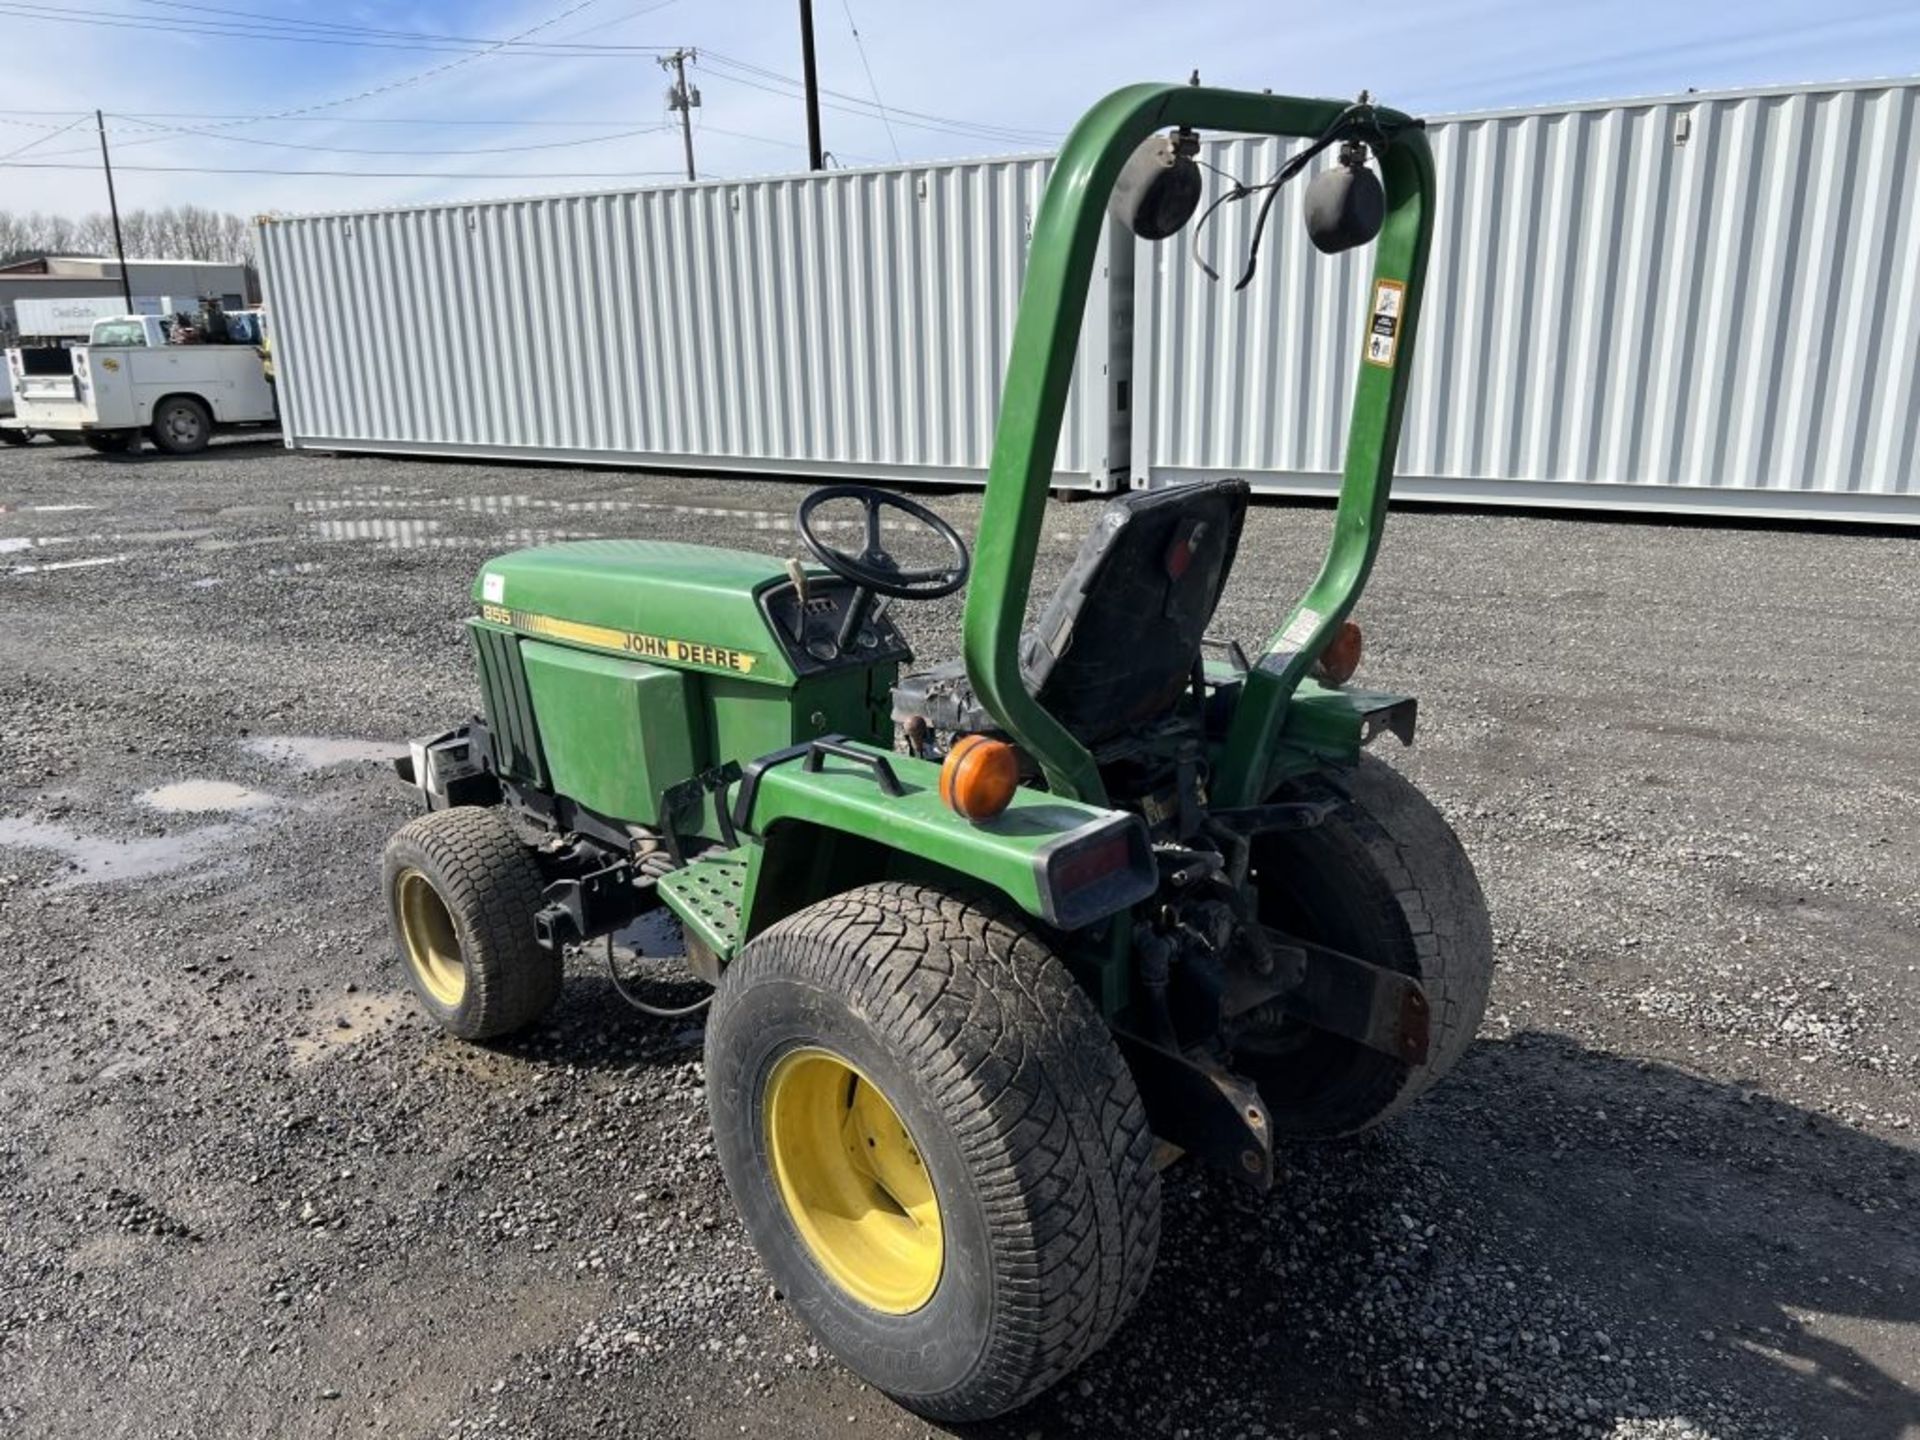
left=716, top=882, right=1159, bottom=1421
left=381, top=806, right=557, bottom=1039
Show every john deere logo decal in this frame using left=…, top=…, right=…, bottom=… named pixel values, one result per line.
left=481, top=604, right=760, bottom=674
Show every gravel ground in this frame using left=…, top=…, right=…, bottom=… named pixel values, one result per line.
left=0, top=438, right=1915, bottom=1440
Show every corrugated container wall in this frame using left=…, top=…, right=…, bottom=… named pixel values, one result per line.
left=1139, top=80, right=1920, bottom=519
left=261, top=156, right=1116, bottom=486
left=264, top=79, right=1920, bottom=521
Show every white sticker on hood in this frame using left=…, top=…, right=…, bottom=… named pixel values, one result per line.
left=482, top=572, right=505, bottom=604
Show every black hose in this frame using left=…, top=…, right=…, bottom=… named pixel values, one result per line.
left=604, top=935, right=713, bottom=1019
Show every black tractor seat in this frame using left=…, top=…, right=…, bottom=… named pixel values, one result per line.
left=892, top=478, right=1250, bottom=747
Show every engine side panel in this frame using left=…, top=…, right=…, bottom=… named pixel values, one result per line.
left=520, top=641, right=703, bottom=827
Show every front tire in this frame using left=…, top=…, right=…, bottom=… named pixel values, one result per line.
left=1234, top=754, right=1494, bottom=1137
left=150, top=396, right=212, bottom=454
left=705, top=882, right=1160, bottom=1422
left=381, top=807, right=559, bottom=1039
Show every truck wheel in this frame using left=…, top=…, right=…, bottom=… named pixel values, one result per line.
left=150, top=396, right=211, bottom=455
left=1235, top=754, right=1494, bottom=1137
left=381, top=807, right=559, bottom=1040
left=0, top=427, right=28, bottom=447
left=705, top=882, right=1159, bottom=1422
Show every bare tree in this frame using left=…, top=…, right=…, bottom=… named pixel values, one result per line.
left=0, top=206, right=256, bottom=266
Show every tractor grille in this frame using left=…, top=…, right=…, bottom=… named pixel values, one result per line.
left=467, top=620, right=548, bottom=787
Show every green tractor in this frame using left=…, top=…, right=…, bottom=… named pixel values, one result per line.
left=381, top=83, right=1489, bottom=1420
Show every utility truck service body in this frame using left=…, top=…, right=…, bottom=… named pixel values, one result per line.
left=2, top=314, right=275, bottom=453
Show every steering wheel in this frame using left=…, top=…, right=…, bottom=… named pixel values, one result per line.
left=796, top=484, right=970, bottom=600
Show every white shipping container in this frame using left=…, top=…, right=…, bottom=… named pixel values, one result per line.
left=260, top=157, right=1122, bottom=489
left=1137, top=78, right=1920, bottom=522
left=261, top=77, right=1920, bottom=523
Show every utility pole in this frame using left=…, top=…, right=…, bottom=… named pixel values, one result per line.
left=95, top=109, right=133, bottom=310
left=797, top=0, right=823, bottom=170
left=659, top=48, right=699, bottom=183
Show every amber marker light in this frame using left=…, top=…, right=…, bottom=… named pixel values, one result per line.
left=939, top=735, right=1019, bottom=821
left=1315, top=619, right=1364, bottom=686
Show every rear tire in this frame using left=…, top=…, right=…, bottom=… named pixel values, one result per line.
left=381, top=806, right=559, bottom=1040
left=149, top=396, right=211, bottom=454
left=705, top=882, right=1160, bottom=1422
left=0, top=427, right=28, bottom=447
left=1234, top=754, right=1493, bottom=1137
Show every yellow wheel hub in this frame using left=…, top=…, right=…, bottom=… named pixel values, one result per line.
left=763, top=1048, right=943, bottom=1314
left=396, top=868, right=466, bottom=1007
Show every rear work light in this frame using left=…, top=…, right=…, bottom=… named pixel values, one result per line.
left=1032, top=813, right=1157, bottom=929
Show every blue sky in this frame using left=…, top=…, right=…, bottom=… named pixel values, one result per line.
left=1, top=0, right=1917, bottom=220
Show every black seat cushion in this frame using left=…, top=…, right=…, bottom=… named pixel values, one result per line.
left=892, top=478, right=1250, bottom=746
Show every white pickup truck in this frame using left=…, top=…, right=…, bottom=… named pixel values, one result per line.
left=2, top=314, right=276, bottom=455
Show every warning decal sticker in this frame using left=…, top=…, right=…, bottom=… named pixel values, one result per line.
left=1364, top=279, right=1405, bottom=369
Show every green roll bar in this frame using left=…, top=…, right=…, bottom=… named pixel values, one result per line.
left=960, top=83, right=1436, bottom=809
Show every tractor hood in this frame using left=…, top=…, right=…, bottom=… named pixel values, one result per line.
left=473, top=539, right=799, bottom=686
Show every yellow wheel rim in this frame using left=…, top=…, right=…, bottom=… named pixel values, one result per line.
left=396, top=868, right=466, bottom=1007
left=763, top=1048, right=943, bottom=1314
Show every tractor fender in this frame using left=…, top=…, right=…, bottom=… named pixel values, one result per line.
left=731, top=739, right=1155, bottom=945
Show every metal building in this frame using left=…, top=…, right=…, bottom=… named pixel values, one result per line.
left=261, top=77, right=1920, bottom=523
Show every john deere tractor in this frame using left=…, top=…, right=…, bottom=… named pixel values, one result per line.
left=381, top=83, right=1489, bottom=1420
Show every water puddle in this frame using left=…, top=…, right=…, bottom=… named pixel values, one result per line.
left=307, top=517, right=600, bottom=550
left=6, top=554, right=131, bottom=575
left=242, top=734, right=404, bottom=770
left=310, top=517, right=445, bottom=548
left=288, top=989, right=412, bottom=1069
left=138, top=780, right=278, bottom=814
left=0, top=503, right=98, bottom=514
left=0, top=536, right=78, bottom=553
left=194, top=535, right=291, bottom=553
left=190, top=577, right=225, bottom=589
left=115, top=527, right=218, bottom=544
left=610, top=908, right=688, bottom=960
left=0, top=815, right=241, bottom=887
left=269, top=561, right=326, bottom=577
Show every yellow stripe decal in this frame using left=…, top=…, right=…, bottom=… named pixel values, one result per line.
left=480, top=604, right=760, bottom=674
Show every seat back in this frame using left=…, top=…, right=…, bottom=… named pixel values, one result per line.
left=1023, top=478, right=1250, bottom=746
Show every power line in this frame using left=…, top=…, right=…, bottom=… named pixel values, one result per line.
left=0, top=159, right=693, bottom=180
left=700, top=48, right=1058, bottom=141
left=6, top=0, right=666, bottom=169
left=0, top=112, right=85, bottom=163
left=0, top=0, right=680, bottom=55
left=699, top=64, right=1055, bottom=147
left=695, top=121, right=880, bottom=166
left=123, top=0, right=666, bottom=48
left=74, top=113, right=669, bottom=126
left=109, top=114, right=676, bottom=156
left=837, top=0, right=899, bottom=162
left=0, top=25, right=1055, bottom=151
